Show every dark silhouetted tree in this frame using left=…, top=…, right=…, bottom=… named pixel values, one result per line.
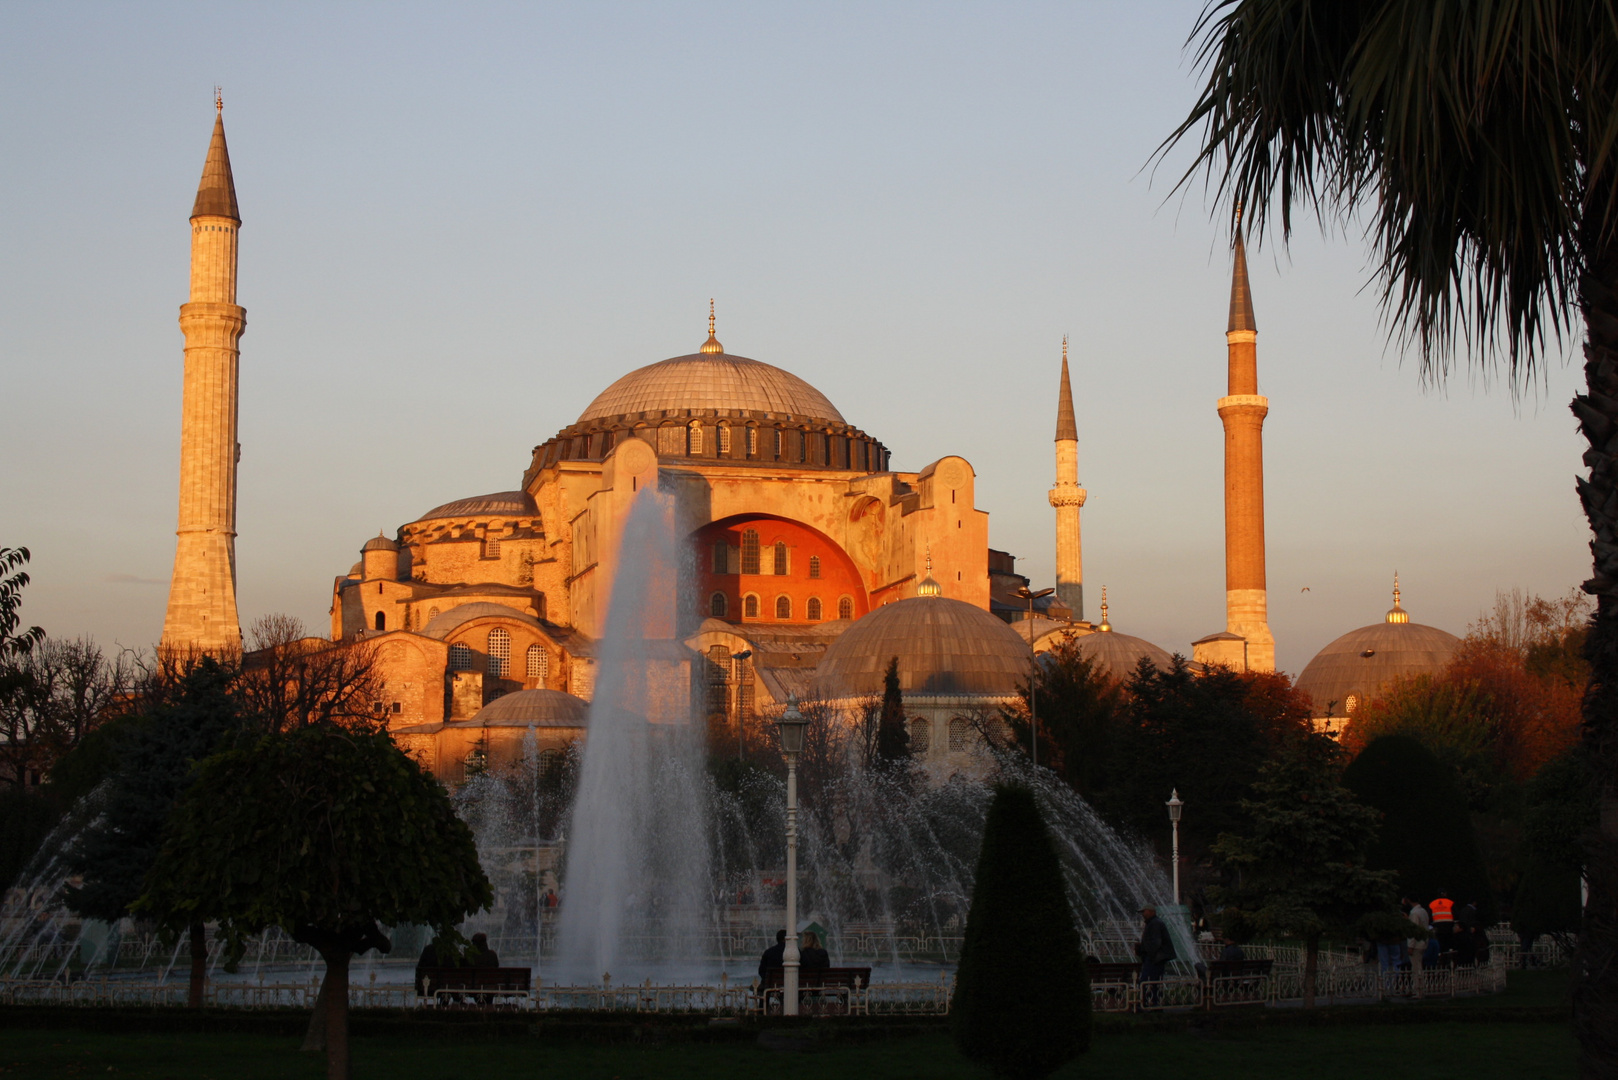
left=952, top=784, right=1089, bottom=1078
left=875, top=656, right=910, bottom=766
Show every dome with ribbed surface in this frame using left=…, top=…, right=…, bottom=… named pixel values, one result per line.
left=416, top=491, right=538, bottom=522
left=1072, top=630, right=1174, bottom=680
left=578, top=352, right=845, bottom=425
left=1295, top=620, right=1461, bottom=718
left=817, top=596, right=1032, bottom=698
left=361, top=532, right=398, bottom=552
left=468, top=689, right=587, bottom=728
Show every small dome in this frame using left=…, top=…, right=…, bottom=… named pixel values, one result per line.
left=578, top=352, right=845, bottom=425
left=416, top=490, right=538, bottom=522
left=1295, top=620, right=1461, bottom=718
left=817, top=595, right=1032, bottom=698
left=1070, top=630, right=1173, bottom=681
left=469, top=689, right=588, bottom=728
left=362, top=531, right=399, bottom=553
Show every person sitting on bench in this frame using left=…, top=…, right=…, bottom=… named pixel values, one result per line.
left=469, top=932, right=499, bottom=968
left=759, top=930, right=786, bottom=980
left=799, top=930, right=830, bottom=971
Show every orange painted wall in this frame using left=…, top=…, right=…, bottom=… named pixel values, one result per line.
left=695, top=515, right=867, bottom=624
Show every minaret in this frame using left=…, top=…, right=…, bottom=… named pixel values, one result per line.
left=1209, top=212, right=1275, bottom=670
left=161, top=96, right=245, bottom=654
left=1048, top=336, right=1087, bottom=620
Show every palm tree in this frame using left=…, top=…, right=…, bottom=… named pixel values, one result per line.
left=1158, top=3, right=1617, bottom=1072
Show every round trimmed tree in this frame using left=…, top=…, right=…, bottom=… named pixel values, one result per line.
left=137, top=727, right=491, bottom=1080
left=952, top=783, right=1090, bottom=1079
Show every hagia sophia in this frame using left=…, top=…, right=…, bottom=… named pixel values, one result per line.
left=159, top=107, right=1463, bottom=779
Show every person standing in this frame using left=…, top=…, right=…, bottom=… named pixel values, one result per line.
left=1407, top=897, right=1430, bottom=974
left=1135, top=906, right=1177, bottom=1007
left=1430, top=892, right=1455, bottom=953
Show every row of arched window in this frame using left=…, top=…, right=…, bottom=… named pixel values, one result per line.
left=446, top=627, right=550, bottom=680
left=712, top=531, right=825, bottom=578
left=710, top=592, right=854, bottom=621
left=907, top=717, right=977, bottom=755
left=536, top=419, right=888, bottom=472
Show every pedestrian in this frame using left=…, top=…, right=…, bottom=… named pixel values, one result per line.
left=1430, top=891, right=1455, bottom=953
left=1135, top=905, right=1177, bottom=1008
left=758, top=929, right=786, bottom=981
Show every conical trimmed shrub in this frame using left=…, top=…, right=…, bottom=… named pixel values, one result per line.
left=952, top=783, right=1090, bottom=1079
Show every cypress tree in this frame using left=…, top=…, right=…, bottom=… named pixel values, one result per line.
left=875, top=656, right=910, bottom=765
left=1341, top=734, right=1494, bottom=919
left=952, top=784, right=1089, bottom=1079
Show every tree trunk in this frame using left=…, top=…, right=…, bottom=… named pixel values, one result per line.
left=320, top=949, right=351, bottom=1080
left=187, top=921, right=207, bottom=1009
left=300, top=974, right=329, bottom=1053
left=1302, top=933, right=1319, bottom=1009
left=1574, top=199, right=1618, bottom=1079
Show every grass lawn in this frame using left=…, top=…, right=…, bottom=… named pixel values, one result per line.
left=0, top=1020, right=1575, bottom=1080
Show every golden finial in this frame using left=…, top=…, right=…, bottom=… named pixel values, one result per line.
left=1098, top=586, right=1111, bottom=632
left=214, top=86, right=223, bottom=113
left=1386, top=571, right=1409, bottom=624
left=1062, top=335, right=1068, bottom=364
left=700, top=298, right=724, bottom=354
left=917, top=543, right=942, bottom=597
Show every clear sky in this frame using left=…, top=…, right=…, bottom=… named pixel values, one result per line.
left=0, top=2, right=1591, bottom=675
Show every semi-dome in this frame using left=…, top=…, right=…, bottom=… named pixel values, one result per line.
left=468, top=689, right=587, bottom=728
left=578, top=351, right=845, bottom=425
left=422, top=602, right=546, bottom=639
left=817, top=595, right=1032, bottom=699
left=1294, top=586, right=1461, bottom=717
left=416, top=490, right=538, bottom=522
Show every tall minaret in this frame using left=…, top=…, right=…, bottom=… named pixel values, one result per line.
left=161, top=97, right=245, bottom=654
left=1213, top=212, right=1274, bottom=670
left=1048, top=336, right=1087, bottom=620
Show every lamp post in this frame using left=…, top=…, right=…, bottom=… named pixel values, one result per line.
left=776, top=696, right=809, bottom=1016
left=1013, top=586, right=1054, bottom=768
left=1166, top=789, right=1183, bottom=905
left=731, top=650, right=752, bottom=760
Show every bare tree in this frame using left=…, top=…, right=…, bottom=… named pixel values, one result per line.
left=0, top=637, right=135, bottom=788
left=237, top=615, right=383, bottom=733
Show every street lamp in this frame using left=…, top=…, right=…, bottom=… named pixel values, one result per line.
left=776, top=696, right=809, bottom=1017
left=731, top=650, right=752, bottom=760
left=1013, top=586, right=1054, bottom=768
left=1166, top=789, right=1184, bottom=905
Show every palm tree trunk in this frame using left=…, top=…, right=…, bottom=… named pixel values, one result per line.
left=1574, top=202, right=1618, bottom=1078
left=187, top=921, right=206, bottom=1009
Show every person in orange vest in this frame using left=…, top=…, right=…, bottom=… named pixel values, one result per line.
left=1430, top=892, right=1455, bottom=953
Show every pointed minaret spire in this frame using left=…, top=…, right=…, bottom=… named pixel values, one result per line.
left=162, top=103, right=246, bottom=655
left=1049, top=336, right=1087, bottom=620
left=1193, top=202, right=1274, bottom=672
left=1228, top=204, right=1255, bottom=333
left=1055, top=335, right=1078, bottom=442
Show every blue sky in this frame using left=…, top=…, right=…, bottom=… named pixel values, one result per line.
left=0, top=2, right=1590, bottom=673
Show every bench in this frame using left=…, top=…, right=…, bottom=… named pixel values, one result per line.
left=759, top=966, right=873, bottom=1015
left=417, top=966, right=532, bottom=1008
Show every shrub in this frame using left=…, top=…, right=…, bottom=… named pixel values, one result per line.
left=951, top=783, right=1089, bottom=1079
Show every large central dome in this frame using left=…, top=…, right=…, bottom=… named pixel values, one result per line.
left=578, top=351, right=845, bottom=425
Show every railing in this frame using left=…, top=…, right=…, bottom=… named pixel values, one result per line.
left=1088, top=958, right=1509, bottom=1013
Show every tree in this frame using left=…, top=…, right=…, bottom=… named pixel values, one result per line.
left=63, top=655, right=245, bottom=1007
left=1162, top=2, right=1618, bottom=1063
left=0, top=547, right=44, bottom=661
left=136, top=727, right=491, bottom=1080
left=875, top=657, right=911, bottom=766
left=1001, top=635, right=1123, bottom=800
left=1211, top=734, right=1395, bottom=1006
left=1515, top=746, right=1600, bottom=944
left=236, top=615, right=383, bottom=733
left=0, top=638, right=134, bottom=789
left=1341, top=735, right=1493, bottom=919
left=952, top=784, right=1090, bottom=1079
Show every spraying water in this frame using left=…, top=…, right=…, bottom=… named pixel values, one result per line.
left=553, top=489, right=714, bottom=981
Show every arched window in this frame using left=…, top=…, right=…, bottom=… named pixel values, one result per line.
left=711, top=591, right=728, bottom=618
left=838, top=596, right=854, bottom=620
left=717, top=423, right=731, bottom=456
left=910, top=718, right=931, bottom=755
left=775, top=595, right=791, bottom=620
left=713, top=541, right=728, bottom=574
left=746, top=427, right=758, bottom=456
left=427, top=606, right=440, bottom=621
left=487, top=627, right=511, bottom=677
left=449, top=643, right=473, bottom=671
left=706, top=645, right=729, bottom=716
left=948, top=717, right=971, bottom=752
left=374, top=611, right=386, bottom=631
left=743, top=593, right=760, bottom=619
left=773, top=541, right=789, bottom=575
left=741, top=529, right=760, bottom=575
left=806, top=597, right=822, bottom=621
left=538, top=748, right=564, bottom=786
left=808, top=555, right=821, bottom=579
left=797, top=430, right=808, bottom=462
left=527, top=644, right=549, bottom=680
left=773, top=428, right=784, bottom=458
left=687, top=421, right=703, bottom=456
